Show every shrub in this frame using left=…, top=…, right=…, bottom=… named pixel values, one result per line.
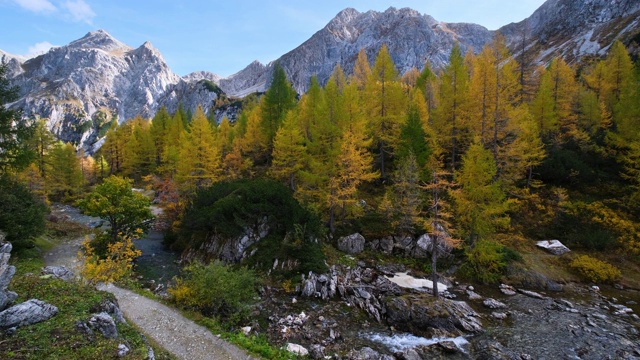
left=169, top=261, right=258, bottom=323
left=462, top=240, right=521, bottom=284
left=570, top=255, right=621, bottom=283
left=78, top=235, right=142, bottom=284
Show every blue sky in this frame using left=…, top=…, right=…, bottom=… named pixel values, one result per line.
left=0, top=0, right=546, bottom=77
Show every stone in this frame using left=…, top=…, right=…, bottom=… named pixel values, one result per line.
left=241, top=326, right=251, bottom=335
left=337, top=233, right=366, bottom=255
left=0, top=299, right=59, bottom=330
left=88, top=312, right=118, bottom=338
left=536, top=240, right=571, bottom=255
left=518, top=289, right=548, bottom=300
left=483, top=298, right=507, bottom=309
left=309, top=344, right=325, bottom=360
left=499, top=284, right=517, bottom=296
left=92, top=299, right=126, bottom=324
left=492, top=312, right=508, bottom=319
left=117, top=344, right=130, bottom=357
left=286, top=343, right=309, bottom=356
left=345, top=347, right=394, bottom=360
left=41, top=266, right=75, bottom=281
left=466, top=290, right=483, bottom=300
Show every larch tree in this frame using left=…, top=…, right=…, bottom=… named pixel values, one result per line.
left=270, top=110, right=306, bottom=191
left=452, top=141, right=509, bottom=246
left=351, top=49, right=371, bottom=91
left=47, top=141, right=84, bottom=201
left=27, top=118, right=56, bottom=185
left=365, top=43, right=406, bottom=179
left=434, top=42, right=470, bottom=171
left=176, top=106, right=221, bottom=193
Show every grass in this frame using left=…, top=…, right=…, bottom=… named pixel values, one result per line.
left=2, top=221, right=176, bottom=360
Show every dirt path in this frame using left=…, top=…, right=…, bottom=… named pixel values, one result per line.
left=97, top=283, right=256, bottom=360
left=43, top=206, right=258, bottom=360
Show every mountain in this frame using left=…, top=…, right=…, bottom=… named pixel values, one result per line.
left=218, top=7, right=493, bottom=96
left=5, top=30, right=219, bottom=152
left=220, top=0, right=640, bottom=96
left=2, top=0, right=639, bottom=151
left=499, top=0, right=640, bottom=63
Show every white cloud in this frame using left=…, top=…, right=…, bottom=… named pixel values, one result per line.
left=12, top=0, right=57, bottom=13
left=61, top=0, right=95, bottom=24
left=26, top=41, right=56, bottom=58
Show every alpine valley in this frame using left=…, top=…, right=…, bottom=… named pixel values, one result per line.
left=1, top=0, right=639, bottom=151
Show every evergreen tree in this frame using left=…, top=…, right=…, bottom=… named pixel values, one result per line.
left=150, top=106, right=171, bottom=166
left=261, top=64, right=297, bottom=153
left=0, top=63, right=34, bottom=174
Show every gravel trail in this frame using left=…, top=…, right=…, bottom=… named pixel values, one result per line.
left=97, top=283, right=257, bottom=360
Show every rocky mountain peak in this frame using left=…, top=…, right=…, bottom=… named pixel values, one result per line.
left=67, top=29, right=130, bottom=52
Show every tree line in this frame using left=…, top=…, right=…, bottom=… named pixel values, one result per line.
left=3, top=35, right=640, bottom=278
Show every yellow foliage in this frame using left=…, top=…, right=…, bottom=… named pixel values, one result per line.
left=570, top=255, right=621, bottom=283
left=78, top=235, right=141, bottom=285
left=167, top=278, right=196, bottom=306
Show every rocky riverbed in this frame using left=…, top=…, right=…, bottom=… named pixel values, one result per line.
left=258, top=264, right=640, bottom=359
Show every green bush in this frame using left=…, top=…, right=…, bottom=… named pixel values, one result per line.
left=169, top=262, right=258, bottom=324
left=570, top=255, right=621, bottom=283
left=177, top=179, right=326, bottom=275
left=462, top=240, right=521, bottom=284
left=0, top=176, right=47, bottom=249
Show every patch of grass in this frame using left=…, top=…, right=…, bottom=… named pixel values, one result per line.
left=189, top=315, right=297, bottom=360
left=2, top=274, right=175, bottom=359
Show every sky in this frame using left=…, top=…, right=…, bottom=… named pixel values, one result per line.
left=0, top=0, right=547, bottom=77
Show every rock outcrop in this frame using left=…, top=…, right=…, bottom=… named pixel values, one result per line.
left=0, top=237, right=17, bottom=311
left=0, top=299, right=59, bottom=331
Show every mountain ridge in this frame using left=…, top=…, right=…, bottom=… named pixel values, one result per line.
left=2, top=0, right=639, bottom=151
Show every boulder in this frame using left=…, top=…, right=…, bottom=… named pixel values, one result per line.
left=345, top=347, right=394, bottom=360
left=536, top=240, right=571, bottom=255
left=337, top=233, right=366, bottom=255
left=91, top=299, right=126, bottom=324
left=41, top=266, right=75, bottom=281
left=385, top=295, right=482, bottom=336
left=88, top=312, right=118, bottom=338
left=117, top=344, right=130, bottom=357
left=286, top=343, right=309, bottom=356
left=483, top=298, right=507, bottom=309
left=0, top=299, right=59, bottom=330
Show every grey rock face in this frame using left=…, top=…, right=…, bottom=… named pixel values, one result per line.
left=0, top=299, right=59, bottom=330
left=337, top=233, right=366, bottom=254
left=0, top=240, right=16, bottom=311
